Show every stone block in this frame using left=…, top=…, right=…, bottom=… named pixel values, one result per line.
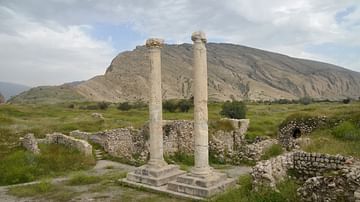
left=167, top=171, right=236, bottom=198
left=126, top=164, right=185, bottom=187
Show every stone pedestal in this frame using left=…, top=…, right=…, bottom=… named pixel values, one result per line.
left=123, top=38, right=184, bottom=187
left=167, top=171, right=236, bottom=198
left=166, top=31, right=236, bottom=198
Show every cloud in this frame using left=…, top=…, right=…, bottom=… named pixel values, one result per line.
left=0, top=5, right=116, bottom=86
left=0, top=0, right=359, bottom=86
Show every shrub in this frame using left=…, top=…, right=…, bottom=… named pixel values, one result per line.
left=342, top=98, right=351, bottom=104
left=117, top=102, right=131, bottom=111
left=299, top=96, right=312, bottom=105
left=178, top=99, right=192, bottom=112
left=332, top=121, right=360, bottom=141
left=220, top=101, right=246, bottom=119
left=97, top=102, right=109, bottom=110
left=163, top=100, right=177, bottom=112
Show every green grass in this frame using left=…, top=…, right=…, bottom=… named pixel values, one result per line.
left=67, top=173, right=101, bottom=185
left=260, top=144, right=284, bottom=160
left=0, top=144, right=95, bottom=185
left=8, top=180, right=55, bottom=197
left=332, top=121, right=360, bottom=141
left=213, top=174, right=300, bottom=202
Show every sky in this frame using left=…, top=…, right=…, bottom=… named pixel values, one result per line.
left=0, top=0, right=359, bottom=87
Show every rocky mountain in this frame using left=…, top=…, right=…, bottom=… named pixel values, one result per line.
left=11, top=43, right=360, bottom=103
left=0, top=81, right=30, bottom=101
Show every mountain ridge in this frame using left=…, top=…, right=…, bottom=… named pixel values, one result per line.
left=10, top=43, right=360, bottom=103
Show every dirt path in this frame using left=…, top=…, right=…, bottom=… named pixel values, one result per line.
left=0, top=160, right=251, bottom=202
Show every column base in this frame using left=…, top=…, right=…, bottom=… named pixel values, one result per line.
left=124, top=164, right=186, bottom=187
left=167, top=170, right=237, bottom=198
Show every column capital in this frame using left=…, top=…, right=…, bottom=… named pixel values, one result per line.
left=191, top=31, right=207, bottom=43
left=146, top=38, right=164, bottom=48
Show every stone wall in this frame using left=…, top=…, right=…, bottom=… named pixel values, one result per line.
left=251, top=151, right=359, bottom=201
left=292, top=151, right=347, bottom=180
left=46, top=133, right=93, bottom=156
left=278, top=116, right=327, bottom=150
left=297, top=163, right=360, bottom=202
left=20, top=133, right=40, bottom=154
left=68, top=119, right=252, bottom=165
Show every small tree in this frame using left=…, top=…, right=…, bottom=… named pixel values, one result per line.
left=97, top=102, right=109, bottom=110
left=299, top=96, right=312, bottom=105
left=342, top=98, right=351, bottom=104
left=118, top=102, right=131, bottom=111
left=220, top=101, right=246, bottom=119
left=163, top=100, right=177, bottom=112
left=178, top=99, right=192, bottom=112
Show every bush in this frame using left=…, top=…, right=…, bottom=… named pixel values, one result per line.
left=299, top=96, right=312, bottom=105
left=332, top=121, right=360, bottom=141
left=178, top=99, right=192, bottom=112
left=342, top=98, right=351, bottom=104
left=97, top=102, right=109, bottom=110
left=163, top=100, right=177, bottom=112
left=117, top=102, right=131, bottom=111
left=220, top=101, right=246, bottom=119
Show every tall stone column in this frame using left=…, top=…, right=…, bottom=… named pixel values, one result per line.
left=146, top=38, right=167, bottom=167
left=123, top=38, right=185, bottom=187
left=191, top=31, right=211, bottom=176
left=167, top=32, right=236, bottom=198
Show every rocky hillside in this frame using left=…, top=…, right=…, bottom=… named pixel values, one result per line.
left=11, top=43, right=360, bottom=103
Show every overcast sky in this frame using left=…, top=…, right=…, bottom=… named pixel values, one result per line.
left=0, top=0, right=359, bottom=87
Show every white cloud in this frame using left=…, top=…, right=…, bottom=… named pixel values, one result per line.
left=0, top=6, right=116, bottom=86
left=0, top=0, right=359, bottom=87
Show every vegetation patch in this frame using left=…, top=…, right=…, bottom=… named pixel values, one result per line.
left=0, top=144, right=95, bottom=186
left=8, top=180, right=55, bottom=197
left=213, top=174, right=300, bottom=202
left=332, top=121, right=360, bottom=141
left=260, top=144, right=284, bottom=160
left=220, top=101, right=247, bottom=119
left=67, top=173, right=101, bottom=186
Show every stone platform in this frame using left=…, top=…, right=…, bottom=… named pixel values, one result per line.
left=125, top=164, right=185, bottom=187
left=167, top=171, right=237, bottom=198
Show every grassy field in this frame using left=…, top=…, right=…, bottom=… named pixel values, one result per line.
left=1, top=101, right=360, bottom=201
left=1, top=101, right=360, bottom=158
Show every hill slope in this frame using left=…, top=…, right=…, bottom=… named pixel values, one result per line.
left=75, top=43, right=360, bottom=102
left=11, top=43, right=360, bottom=103
left=0, top=81, right=30, bottom=101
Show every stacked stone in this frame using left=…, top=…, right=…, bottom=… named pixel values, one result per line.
left=293, top=152, right=347, bottom=180
left=45, top=133, right=93, bottom=156
left=251, top=152, right=294, bottom=189
left=298, top=164, right=360, bottom=202
left=21, top=133, right=40, bottom=154
left=278, top=116, right=327, bottom=150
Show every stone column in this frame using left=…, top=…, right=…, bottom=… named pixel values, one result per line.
left=146, top=38, right=167, bottom=168
left=191, top=31, right=211, bottom=176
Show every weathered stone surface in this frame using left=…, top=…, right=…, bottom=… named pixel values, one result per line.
left=21, top=133, right=40, bottom=154
left=91, top=112, right=104, bottom=120
left=45, top=133, right=93, bottom=156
